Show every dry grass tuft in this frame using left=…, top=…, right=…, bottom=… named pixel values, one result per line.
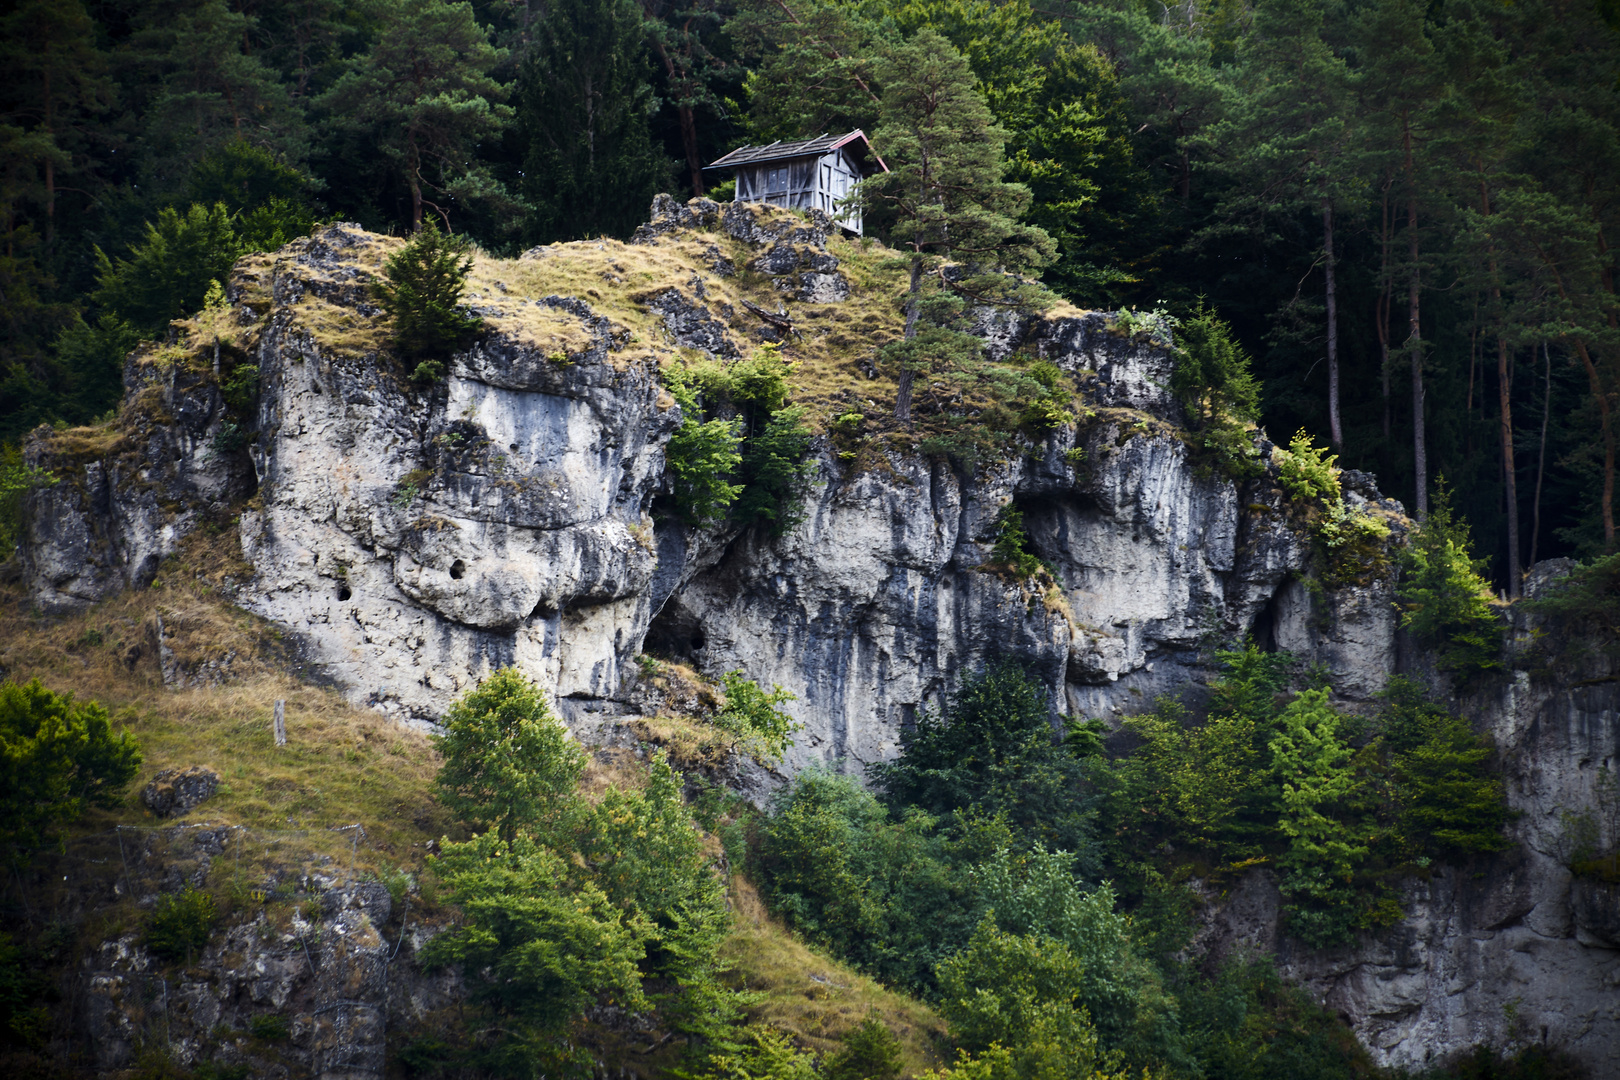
left=722, top=876, right=949, bottom=1076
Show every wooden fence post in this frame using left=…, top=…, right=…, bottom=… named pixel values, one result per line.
left=273, top=700, right=286, bottom=747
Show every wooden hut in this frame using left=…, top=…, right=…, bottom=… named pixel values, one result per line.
left=705, top=131, right=887, bottom=235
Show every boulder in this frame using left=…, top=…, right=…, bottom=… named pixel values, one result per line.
left=141, top=766, right=220, bottom=818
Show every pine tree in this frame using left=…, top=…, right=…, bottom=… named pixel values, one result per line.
left=127, top=0, right=309, bottom=193
left=317, top=0, right=516, bottom=233
left=1352, top=0, right=1442, bottom=517
left=520, top=0, right=672, bottom=241
left=860, top=28, right=1054, bottom=423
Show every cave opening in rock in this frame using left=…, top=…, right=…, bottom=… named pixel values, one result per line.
left=644, top=599, right=706, bottom=663
left=450, top=559, right=465, bottom=580
left=1250, top=583, right=1283, bottom=652
left=336, top=584, right=352, bottom=602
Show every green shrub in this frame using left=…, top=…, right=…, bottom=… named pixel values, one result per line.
left=93, top=203, right=242, bottom=336
left=757, top=770, right=975, bottom=993
left=432, top=667, right=586, bottom=843
left=372, top=221, right=483, bottom=359
left=1171, top=299, right=1260, bottom=427
left=1016, top=360, right=1076, bottom=434
left=679, top=1025, right=819, bottom=1080
left=869, top=664, right=1095, bottom=854
left=989, top=504, right=1046, bottom=580
left=1114, top=697, right=1266, bottom=862
left=715, top=671, right=800, bottom=765
left=1398, top=484, right=1502, bottom=679
left=825, top=1014, right=905, bottom=1080
left=967, top=846, right=1174, bottom=1061
left=0, top=679, right=141, bottom=850
left=1111, top=304, right=1179, bottom=346
left=423, top=832, right=648, bottom=1074
left=665, top=345, right=814, bottom=530
left=247, top=1014, right=290, bottom=1042
left=733, top=405, right=814, bottom=535
left=1273, top=428, right=1341, bottom=503
left=54, top=314, right=142, bottom=421
left=219, top=362, right=259, bottom=416
left=665, top=411, right=744, bottom=524
left=144, top=887, right=217, bottom=964
left=1381, top=679, right=1509, bottom=858
left=1269, top=690, right=1370, bottom=948
left=934, top=919, right=1104, bottom=1073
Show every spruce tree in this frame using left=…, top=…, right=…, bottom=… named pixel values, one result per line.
left=1268, top=688, right=1369, bottom=946
left=520, top=0, right=672, bottom=241
left=373, top=220, right=483, bottom=363
left=859, top=28, right=1054, bottom=423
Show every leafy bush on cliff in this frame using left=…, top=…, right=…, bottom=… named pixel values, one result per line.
left=143, top=887, right=217, bottom=965
left=1380, top=677, right=1509, bottom=858
left=989, top=504, right=1048, bottom=580
left=1399, top=485, right=1502, bottom=679
left=716, top=670, right=800, bottom=765
left=1270, top=689, right=1374, bottom=947
left=870, top=663, right=1096, bottom=855
left=665, top=345, right=813, bottom=531
left=1171, top=300, right=1263, bottom=480
left=373, top=221, right=483, bottom=361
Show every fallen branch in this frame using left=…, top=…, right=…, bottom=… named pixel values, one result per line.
left=740, top=298, right=802, bottom=339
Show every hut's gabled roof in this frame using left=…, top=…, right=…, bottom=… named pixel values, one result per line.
left=705, top=130, right=888, bottom=175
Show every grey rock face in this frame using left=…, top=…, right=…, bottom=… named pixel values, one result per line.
left=21, top=357, right=255, bottom=613
left=22, top=202, right=1620, bottom=1073
left=82, top=877, right=439, bottom=1080
left=141, top=766, right=221, bottom=818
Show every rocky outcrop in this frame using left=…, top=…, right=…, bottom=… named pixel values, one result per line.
left=1191, top=577, right=1620, bottom=1075
left=82, top=857, right=453, bottom=1080
left=140, top=766, right=221, bottom=818
left=20, top=200, right=1617, bottom=1073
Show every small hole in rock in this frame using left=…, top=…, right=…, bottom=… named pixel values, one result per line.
left=689, top=632, right=706, bottom=651
left=450, top=559, right=465, bottom=580
left=337, top=585, right=352, bottom=602
left=508, top=443, right=519, bottom=452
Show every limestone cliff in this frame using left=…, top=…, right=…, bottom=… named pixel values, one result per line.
left=18, top=200, right=1619, bottom=1074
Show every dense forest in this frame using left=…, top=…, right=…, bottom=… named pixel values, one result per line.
left=4, top=0, right=1620, bottom=586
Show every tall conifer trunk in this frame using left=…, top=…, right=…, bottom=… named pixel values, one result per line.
left=1497, top=336, right=1521, bottom=596
left=1531, top=343, right=1551, bottom=568
left=1404, top=113, right=1427, bottom=517
left=1323, top=198, right=1341, bottom=447
left=1377, top=179, right=1393, bottom=443
left=895, top=255, right=922, bottom=423
left=1480, top=179, right=1520, bottom=595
